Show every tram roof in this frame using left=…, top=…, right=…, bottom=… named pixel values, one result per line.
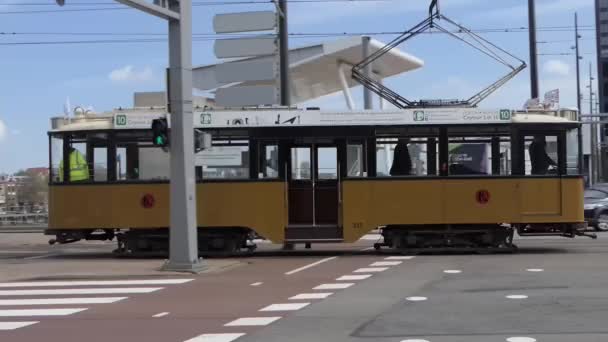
left=49, top=108, right=579, bottom=133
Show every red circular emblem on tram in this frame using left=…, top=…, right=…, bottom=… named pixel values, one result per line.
left=476, top=190, right=491, bottom=205
left=141, top=194, right=155, bottom=209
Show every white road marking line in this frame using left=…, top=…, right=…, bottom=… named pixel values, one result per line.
left=0, top=279, right=193, bottom=288
left=250, top=282, right=263, bottom=286
left=506, top=338, right=536, bottom=342
left=0, top=322, right=38, bottom=330
left=336, top=275, right=372, bottom=281
left=23, top=253, right=59, bottom=260
left=313, top=283, right=354, bottom=290
left=359, top=247, right=375, bottom=251
left=354, top=267, right=388, bottom=273
left=370, top=261, right=402, bottom=267
left=0, top=287, right=163, bottom=296
left=0, top=308, right=87, bottom=317
left=444, top=270, right=462, bottom=274
left=289, top=293, right=333, bottom=300
left=526, top=268, right=544, bottom=272
left=225, top=317, right=281, bottom=327
left=385, top=256, right=415, bottom=260
left=506, top=295, right=529, bottom=299
left=153, top=312, right=169, bottom=318
left=284, top=257, right=338, bottom=275
left=0, top=297, right=127, bottom=306
left=400, top=340, right=430, bottom=342
left=406, top=297, right=428, bottom=302
left=260, top=303, right=310, bottom=312
left=184, top=333, right=246, bottom=342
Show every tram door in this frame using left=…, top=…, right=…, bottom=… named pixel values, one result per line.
left=287, top=143, right=343, bottom=241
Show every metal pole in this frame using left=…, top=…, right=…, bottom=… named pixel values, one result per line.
left=162, top=0, right=205, bottom=273
left=278, top=0, right=290, bottom=106
left=575, top=12, right=584, bottom=176
left=362, top=36, right=373, bottom=110
left=590, top=62, right=597, bottom=185
left=528, top=0, right=539, bottom=99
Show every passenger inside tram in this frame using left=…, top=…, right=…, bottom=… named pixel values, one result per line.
left=529, top=135, right=556, bottom=175
left=390, top=138, right=412, bottom=176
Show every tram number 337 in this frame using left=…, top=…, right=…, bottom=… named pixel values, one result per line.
left=352, top=222, right=364, bottom=229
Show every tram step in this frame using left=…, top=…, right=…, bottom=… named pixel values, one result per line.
left=285, top=225, right=343, bottom=241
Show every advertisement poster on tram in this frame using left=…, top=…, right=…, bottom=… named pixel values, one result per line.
left=448, top=143, right=489, bottom=175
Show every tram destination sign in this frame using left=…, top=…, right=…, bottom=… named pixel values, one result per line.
left=192, top=108, right=512, bottom=128
left=112, top=109, right=513, bottom=129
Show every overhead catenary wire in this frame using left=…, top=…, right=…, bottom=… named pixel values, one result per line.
left=0, top=29, right=599, bottom=47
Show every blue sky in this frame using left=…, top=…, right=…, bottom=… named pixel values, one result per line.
left=0, top=0, right=598, bottom=173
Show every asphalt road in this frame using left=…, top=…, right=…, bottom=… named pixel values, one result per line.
left=0, top=233, right=606, bottom=342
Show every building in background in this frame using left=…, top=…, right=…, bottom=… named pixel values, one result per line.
left=0, top=170, right=49, bottom=213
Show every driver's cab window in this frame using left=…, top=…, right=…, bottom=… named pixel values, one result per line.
left=525, top=135, right=558, bottom=175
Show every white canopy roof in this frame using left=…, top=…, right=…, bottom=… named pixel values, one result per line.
left=192, top=36, right=424, bottom=104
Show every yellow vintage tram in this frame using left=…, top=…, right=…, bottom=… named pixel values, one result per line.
left=46, top=107, right=588, bottom=255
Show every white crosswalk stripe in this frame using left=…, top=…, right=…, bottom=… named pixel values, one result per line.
left=0, top=297, right=127, bottom=306
left=0, top=279, right=194, bottom=288
left=0, top=287, right=163, bottom=296
left=0, top=278, right=194, bottom=331
left=0, top=322, right=39, bottom=330
left=0, top=308, right=87, bottom=317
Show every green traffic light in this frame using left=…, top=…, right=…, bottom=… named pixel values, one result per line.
left=155, top=136, right=165, bottom=145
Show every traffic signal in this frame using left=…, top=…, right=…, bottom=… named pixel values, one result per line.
left=151, top=118, right=169, bottom=147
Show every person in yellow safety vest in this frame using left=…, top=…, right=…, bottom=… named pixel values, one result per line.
left=59, top=147, right=90, bottom=182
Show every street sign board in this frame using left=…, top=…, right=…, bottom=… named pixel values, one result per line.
left=213, top=11, right=277, bottom=33
left=215, top=59, right=277, bottom=84
left=215, top=85, right=279, bottom=107
left=214, top=37, right=277, bottom=58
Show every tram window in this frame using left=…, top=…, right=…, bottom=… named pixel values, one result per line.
left=291, top=147, right=312, bottom=180
left=525, top=135, right=558, bottom=175
left=93, top=148, right=108, bottom=182
left=138, top=147, right=170, bottom=180
left=50, top=135, right=63, bottom=183
left=447, top=135, right=511, bottom=176
left=261, top=145, right=279, bottom=179
left=376, top=138, right=436, bottom=177
left=116, top=147, right=127, bottom=180
left=448, top=138, right=491, bottom=175
left=347, top=144, right=365, bottom=177
left=566, top=130, right=579, bottom=175
left=65, top=141, right=89, bottom=183
left=318, top=147, right=338, bottom=180
left=196, top=143, right=249, bottom=179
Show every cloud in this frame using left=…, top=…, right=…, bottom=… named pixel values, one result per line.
left=0, top=119, right=7, bottom=142
left=108, top=65, right=154, bottom=83
left=544, top=60, right=570, bottom=76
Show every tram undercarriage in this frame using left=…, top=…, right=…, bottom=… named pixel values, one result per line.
left=47, top=228, right=258, bottom=257
left=374, top=223, right=594, bottom=254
